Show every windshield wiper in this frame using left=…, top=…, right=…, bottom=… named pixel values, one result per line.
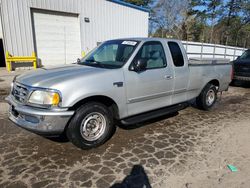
left=83, top=59, right=106, bottom=68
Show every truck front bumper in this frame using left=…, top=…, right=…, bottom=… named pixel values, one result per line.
left=233, top=76, right=250, bottom=81
left=5, top=95, right=74, bottom=135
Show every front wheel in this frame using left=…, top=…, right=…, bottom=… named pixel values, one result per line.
left=196, top=83, right=217, bottom=110
left=66, top=102, right=116, bottom=149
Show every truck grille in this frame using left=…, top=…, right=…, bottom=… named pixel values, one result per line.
left=234, top=64, right=250, bottom=74
left=11, top=83, right=29, bottom=104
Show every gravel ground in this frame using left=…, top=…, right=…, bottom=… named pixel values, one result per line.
left=0, top=72, right=250, bottom=187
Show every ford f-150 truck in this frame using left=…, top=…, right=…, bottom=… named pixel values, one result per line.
left=6, top=38, right=232, bottom=149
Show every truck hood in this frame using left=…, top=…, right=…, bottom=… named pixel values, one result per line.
left=232, top=59, right=250, bottom=65
left=16, top=64, right=109, bottom=88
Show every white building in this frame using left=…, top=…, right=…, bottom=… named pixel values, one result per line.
left=0, top=0, right=149, bottom=67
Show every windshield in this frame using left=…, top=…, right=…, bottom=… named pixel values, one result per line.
left=79, top=40, right=139, bottom=69
left=239, top=50, right=250, bottom=60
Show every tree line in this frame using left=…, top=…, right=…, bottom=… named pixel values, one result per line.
left=124, top=0, right=250, bottom=48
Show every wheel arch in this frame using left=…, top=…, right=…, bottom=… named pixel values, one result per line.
left=208, top=79, right=220, bottom=88
left=198, top=79, right=220, bottom=97
left=68, top=95, right=120, bottom=120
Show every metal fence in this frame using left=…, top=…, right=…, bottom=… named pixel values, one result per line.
left=182, top=41, right=247, bottom=61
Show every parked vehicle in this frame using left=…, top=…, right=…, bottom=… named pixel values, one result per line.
left=232, top=49, right=250, bottom=84
left=6, top=38, right=232, bottom=149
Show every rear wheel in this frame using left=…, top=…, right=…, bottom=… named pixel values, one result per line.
left=66, top=102, right=115, bottom=149
left=196, top=83, right=217, bottom=110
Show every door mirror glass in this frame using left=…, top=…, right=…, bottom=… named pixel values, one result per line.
left=132, top=58, right=147, bottom=72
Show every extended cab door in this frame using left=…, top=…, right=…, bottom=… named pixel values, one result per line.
left=124, top=41, right=174, bottom=116
left=167, top=41, right=189, bottom=104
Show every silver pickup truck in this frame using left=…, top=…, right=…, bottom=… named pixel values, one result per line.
left=6, top=38, right=232, bottom=149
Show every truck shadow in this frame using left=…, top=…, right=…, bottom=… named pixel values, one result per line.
left=44, top=134, right=69, bottom=143
left=46, top=112, right=180, bottom=143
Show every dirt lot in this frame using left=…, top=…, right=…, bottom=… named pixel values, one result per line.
left=0, top=71, right=250, bottom=187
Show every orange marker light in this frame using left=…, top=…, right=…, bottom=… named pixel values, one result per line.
left=52, top=93, right=60, bottom=106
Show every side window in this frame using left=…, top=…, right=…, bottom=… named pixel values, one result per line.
left=168, top=42, right=184, bottom=67
left=134, top=41, right=167, bottom=69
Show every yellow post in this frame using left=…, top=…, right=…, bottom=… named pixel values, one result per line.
left=6, top=51, right=12, bottom=72
left=5, top=51, right=37, bottom=71
left=32, top=52, right=37, bottom=69
left=82, top=51, right=86, bottom=57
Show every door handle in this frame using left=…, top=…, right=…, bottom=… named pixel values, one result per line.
left=164, top=75, right=173, bottom=80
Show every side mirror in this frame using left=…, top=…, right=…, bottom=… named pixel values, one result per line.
left=237, top=56, right=241, bottom=59
left=131, top=59, right=147, bottom=72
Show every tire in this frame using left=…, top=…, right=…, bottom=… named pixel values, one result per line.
left=66, top=102, right=115, bottom=149
left=196, top=83, right=217, bottom=110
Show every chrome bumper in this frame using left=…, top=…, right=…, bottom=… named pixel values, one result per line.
left=234, top=76, right=250, bottom=81
left=5, top=95, right=74, bottom=135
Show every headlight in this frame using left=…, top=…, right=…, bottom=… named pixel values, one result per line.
left=28, top=90, right=61, bottom=106
left=11, top=76, right=17, bottom=92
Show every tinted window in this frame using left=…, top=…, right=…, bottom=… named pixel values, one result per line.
left=168, top=42, right=184, bottom=67
left=134, top=41, right=167, bottom=69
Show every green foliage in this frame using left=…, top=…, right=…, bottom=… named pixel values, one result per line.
left=150, top=0, right=250, bottom=48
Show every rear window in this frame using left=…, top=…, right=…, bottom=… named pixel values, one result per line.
left=168, top=42, right=184, bottom=67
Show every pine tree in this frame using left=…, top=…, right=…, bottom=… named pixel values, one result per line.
left=203, top=0, right=223, bottom=43
left=123, top=0, right=150, bottom=7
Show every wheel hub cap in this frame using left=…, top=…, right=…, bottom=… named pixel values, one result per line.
left=206, top=89, right=215, bottom=106
left=80, top=112, right=106, bottom=141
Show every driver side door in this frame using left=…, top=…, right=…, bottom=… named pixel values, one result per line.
left=124, top=41, right=174, bottom=116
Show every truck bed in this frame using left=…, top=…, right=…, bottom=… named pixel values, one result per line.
left=189, top=58, right=231, bottom=65
left=187, top=58, right=232, bottom=97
